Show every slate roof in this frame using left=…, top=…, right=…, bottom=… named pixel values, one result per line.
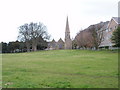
left=101, top=21, right=109, bottom=30
left=58, top=38, right=64, bottom=43
left=112, top=17, right=120, bottom=24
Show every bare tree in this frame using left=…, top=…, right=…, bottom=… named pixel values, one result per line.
left=75, top=30, right=86, bottom=48
left=18, top=24, right=31, bottom=52
left=89, top=24, right=104, bottom=50
left=75, top=22, right=104, bottom=50
left=84, top=30, right=94, bottom=48
left=75, top=29, right=94, bottom=49
left=29, top=22, right=50, bottom=51
left=18, top=22, right=50, bottom=52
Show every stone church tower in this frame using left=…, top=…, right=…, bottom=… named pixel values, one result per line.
left=65, top=16, right=72, bottom=49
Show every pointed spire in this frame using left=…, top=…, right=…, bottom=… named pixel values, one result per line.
left=64, top=16, right=72, bottom=49
left=65, top=16, right=70, bottom=33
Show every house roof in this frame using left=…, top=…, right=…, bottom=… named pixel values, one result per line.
left=112, top=17, right=120, bottom=24
left=101, top=21, right=109, bottom=30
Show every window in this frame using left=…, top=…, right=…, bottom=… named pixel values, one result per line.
left=110, top=28, right=112, bottom=31
left=102, top=37, right=104, bottom=41
left=109, top=35, right=112, bottom=39
left=106, top=29, right=108, bottom=32
left=108, top=29, right=110, bottom=32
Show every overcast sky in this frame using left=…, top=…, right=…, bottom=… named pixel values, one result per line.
left=0, top=0, right=119, bottom=43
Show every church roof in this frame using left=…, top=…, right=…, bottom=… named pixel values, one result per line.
left=51, top=39, right=56, bottom=43
left=58, top=38, right=64, bottom=43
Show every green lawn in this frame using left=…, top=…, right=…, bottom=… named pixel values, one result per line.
left=2, top=50, right=118, bottom=88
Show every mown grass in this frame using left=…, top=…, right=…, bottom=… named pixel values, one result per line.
left=2, top=50, right=118, bottom=88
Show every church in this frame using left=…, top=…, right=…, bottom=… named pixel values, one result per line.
left=47, top=16, right=72, bottom=50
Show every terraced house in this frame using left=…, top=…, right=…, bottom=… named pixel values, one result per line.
left=99, top=17, right=120, bottom=49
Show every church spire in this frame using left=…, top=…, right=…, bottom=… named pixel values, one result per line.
left=65, top=16, right=70, bottom=33
left=65, top=16, right=72, bottom=49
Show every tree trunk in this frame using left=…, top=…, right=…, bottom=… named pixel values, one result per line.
left=32, top=42, right=37, bottom=51
left=95, top=46, right=99, bottom=50
left=27, top=46, right=30, bottom=52
left=26, top=42, right=30, bottom=52
left=32, top=45, right=37, bottom=51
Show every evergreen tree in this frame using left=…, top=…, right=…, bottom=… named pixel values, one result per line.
left=111, top=26, right=120, bottom=47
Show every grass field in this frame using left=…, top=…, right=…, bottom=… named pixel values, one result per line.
left=2, top=50, right=118, bottom=88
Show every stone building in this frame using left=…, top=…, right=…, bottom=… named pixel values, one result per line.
left=99, top=17, right=120, bottom=49
left=47, top=16, right=72, bottom=50
left=57, top=38, right=64, bottom=49
left=47, top=39, right=57, bottom=50
left=47, top=38, right=64, bottom=50
left=64, top=16, right=72, bottom=49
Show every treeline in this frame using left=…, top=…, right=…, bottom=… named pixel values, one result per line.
left=1, top=40, right=47, bottom=53
left=1, top=22, right=50, bottom=53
